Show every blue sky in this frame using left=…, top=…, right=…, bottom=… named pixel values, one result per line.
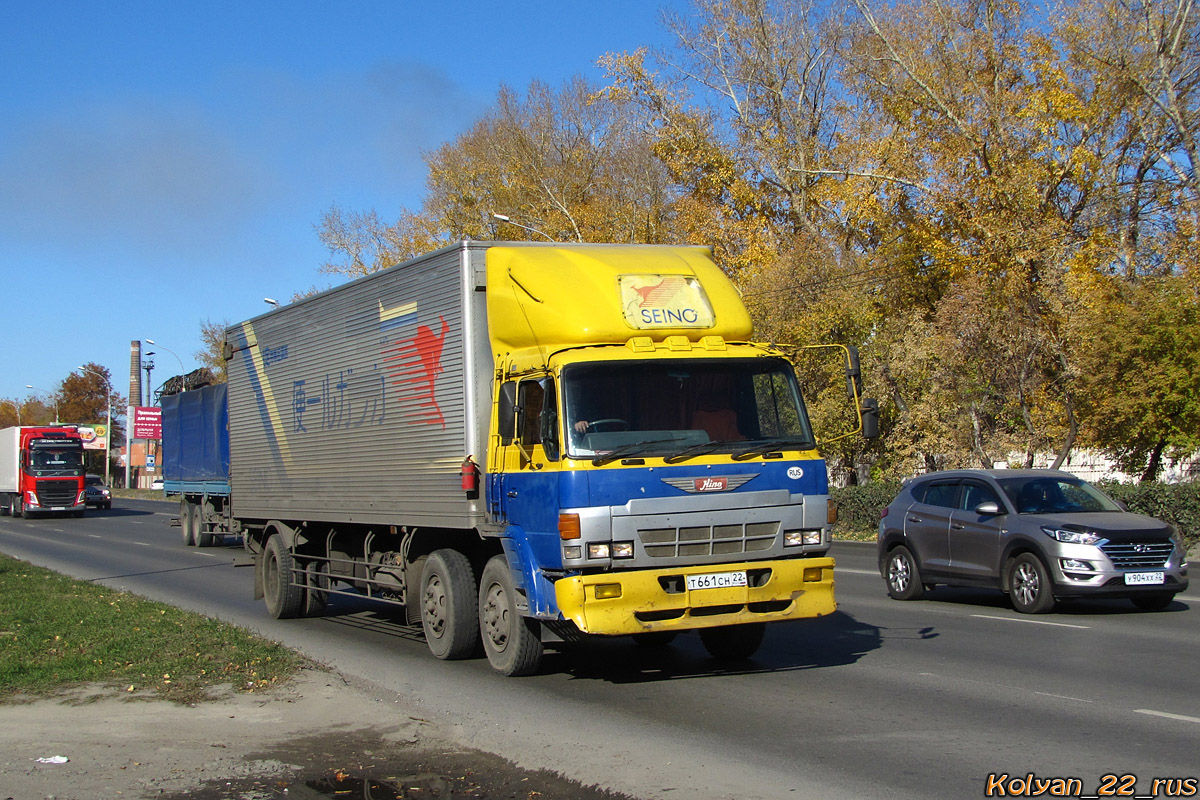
left=0, top=0, right=684, bottom=410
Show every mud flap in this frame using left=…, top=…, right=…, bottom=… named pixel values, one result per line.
left=253, top=553, right=264, bottom=601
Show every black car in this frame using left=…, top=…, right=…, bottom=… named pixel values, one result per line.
left=84, top=474, right=112, bottom=510
left=877, top=469, right=1188, bottom=612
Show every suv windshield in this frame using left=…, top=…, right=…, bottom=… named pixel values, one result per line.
left=997, top=476, right=1122, bottom=514
left=562, top=357, right=814, bottom=460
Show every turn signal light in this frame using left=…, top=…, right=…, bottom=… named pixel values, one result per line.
left=558, top=513, right=581, bottom=540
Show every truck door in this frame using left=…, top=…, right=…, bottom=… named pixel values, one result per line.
left=493, top=377, right=562, bottom=568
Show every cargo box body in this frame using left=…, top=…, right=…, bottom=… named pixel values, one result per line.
left=224, top=242, right=492, bottom=528
left=0, top=427, right=20, bottom=494
left=161, top=383, right=230, bottom=495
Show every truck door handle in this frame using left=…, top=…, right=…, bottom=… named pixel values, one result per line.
left=507, top=491, right=518, bottom=498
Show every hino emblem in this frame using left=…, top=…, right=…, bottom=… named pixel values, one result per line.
left=661, top=474, right=756, bottom=493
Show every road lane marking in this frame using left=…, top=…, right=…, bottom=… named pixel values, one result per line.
left=971, top=614, right=1090, bottom=629
left=1135, top=709, right=1200, bottom=724
left=1033, top=691, right=1093, bottom=703
left=836, top=568, right=878, bottom=576
left=89, top=535, right=102, bottom=539
left=918, top=673, right=1094, bottom=703
left=133, top=541, right=152, bottom=547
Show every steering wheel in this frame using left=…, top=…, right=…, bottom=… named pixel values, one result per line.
left=588, top=418, right=630, bottom=432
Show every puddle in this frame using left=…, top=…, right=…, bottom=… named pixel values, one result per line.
left=306, top=769, right=451, bottom=798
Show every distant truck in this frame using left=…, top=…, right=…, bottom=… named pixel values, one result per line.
left=162, top=241, right=876, bottom=675
left=161, top=375, right=229, bottom=547
left=0, top=426, right=87, bottom=518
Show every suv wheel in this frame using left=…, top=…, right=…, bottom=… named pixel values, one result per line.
left=1008, top=553, right=1056, bottom=614
left=885, top=545, right=925, bottom=600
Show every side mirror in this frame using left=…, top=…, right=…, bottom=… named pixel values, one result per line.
left=860, top=397, right=879, bottom=439
left=975, top=501, right=1001, bottom=516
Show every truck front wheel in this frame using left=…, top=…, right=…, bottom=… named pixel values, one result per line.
left=699, top=622, right=766, bottom=661
left=420, top=549, right=480, bottom=660
left=9, top=495, right=23, bottom=518
left=263, top=535, right=303, bottom=619
left=479, top=555, right=543, bottom=676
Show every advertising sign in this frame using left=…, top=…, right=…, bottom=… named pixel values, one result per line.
left=133, top=406, right=162, bottom=440
left=78, top=425, right=109, bottom=451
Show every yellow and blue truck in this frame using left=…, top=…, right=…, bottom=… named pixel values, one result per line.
left=165, top=241, right=875, bottom=675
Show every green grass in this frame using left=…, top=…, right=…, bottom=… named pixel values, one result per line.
left=0, top=553, right=307, bottom=704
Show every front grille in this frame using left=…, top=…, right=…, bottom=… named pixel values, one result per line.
left=1101, top=540, right=1174, bottom=569
left=35, top=480, right=78, bottom=506
left=638, top=521, right=780, bottom=558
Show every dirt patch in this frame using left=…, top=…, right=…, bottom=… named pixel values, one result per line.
left=0, top=669, right=634, bottom=800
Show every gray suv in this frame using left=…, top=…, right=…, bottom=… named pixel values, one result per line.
left=877, top=469, right=1189, bottom=613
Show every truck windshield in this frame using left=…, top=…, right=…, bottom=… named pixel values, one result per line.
left=562, top=358, right=815, bottom=460
left=28, top=445, right=84, bottom=474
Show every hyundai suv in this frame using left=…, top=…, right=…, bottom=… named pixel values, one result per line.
left=877, top=469, right=1188, bottom=612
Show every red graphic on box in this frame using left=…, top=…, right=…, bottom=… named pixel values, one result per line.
left=383, top=314, right=450, bottom=427
left=633, top=276, right=687, bottom=306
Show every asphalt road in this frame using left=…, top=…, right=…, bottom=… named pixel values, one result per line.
left=2, top=499, right=1198, bottom=799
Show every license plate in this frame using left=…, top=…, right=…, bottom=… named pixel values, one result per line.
left=1125, top=572, right=1165, bottom=585
left=686, top=570, right=748, bottom=591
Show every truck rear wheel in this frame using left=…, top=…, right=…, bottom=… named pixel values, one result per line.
left=180, top=500, right=195, bottom=546
left=479, top=555, right=543, bottom=676
left=194, top=504, right=215, bottom=547
left=263, top=535, right=303, bottom=619
left=699, top=622, right=766, bottom=661
left=420, top=549, right=479, bottom=660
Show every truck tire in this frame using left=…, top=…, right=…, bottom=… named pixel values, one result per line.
left=478, top=555, right=543, bottom=676
left=194, top=504, right=215, bottom=548
left=263, top=535, right=304, bottom=619
left=10, top=495, right=23, bottom=518
left=699, top=622, right=766, bottom=661
left=420, top=549, right=480, bottom=660
left=180, top=500, right=195, bottom=546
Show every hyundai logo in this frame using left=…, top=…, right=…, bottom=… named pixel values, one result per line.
left=1134, top=543, right=1151, bottom=553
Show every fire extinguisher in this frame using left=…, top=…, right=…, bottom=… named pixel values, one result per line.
left=460, top=455, right=479, bottom=494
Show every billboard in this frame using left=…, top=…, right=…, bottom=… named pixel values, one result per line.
left=133, top=406, right=162, bottom=439
left=78, top=424, right=109, bottom=451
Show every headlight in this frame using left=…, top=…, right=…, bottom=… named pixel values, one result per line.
left=611, top=542, right=634, bottom=559
left=785, top=530, right=823, bottom=547
left=587, top=543, right=610, bottom=559
left=1042, top=526, right=1106, bottom=546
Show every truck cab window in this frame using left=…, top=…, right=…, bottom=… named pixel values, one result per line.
left=518, top=378, right=559, bottom=461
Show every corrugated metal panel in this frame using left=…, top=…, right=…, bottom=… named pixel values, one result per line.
left=226, top=243, right=491, bottom=528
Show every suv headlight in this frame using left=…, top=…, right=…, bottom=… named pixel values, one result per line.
left=1042, top=526, right=1107, bottom=546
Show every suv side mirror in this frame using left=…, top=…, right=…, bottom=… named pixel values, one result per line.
left=974, top=501, right=1001, bottom=516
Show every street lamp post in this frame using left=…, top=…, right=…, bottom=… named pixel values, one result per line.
left=77, top=366, right=112, bottom=488
left=492, top=213, right=556, bottom=242
left=144, top=339, right=185, bottom=376
left=24, top=385, right=59, bottom=424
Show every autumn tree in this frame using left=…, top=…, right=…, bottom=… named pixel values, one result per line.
left=319, top=77, right=677, bottom=280
left=195, top=319, right=232, bottom=384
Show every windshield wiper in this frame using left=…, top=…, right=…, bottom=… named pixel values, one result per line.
left=663, top=440, right=740, bottom=464
left=591, top=439, right=682, bottom=466
left=731, top=438, right=813, bottom=461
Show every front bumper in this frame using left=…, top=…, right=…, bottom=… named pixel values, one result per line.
left=554, top=557, right=835, bottom=635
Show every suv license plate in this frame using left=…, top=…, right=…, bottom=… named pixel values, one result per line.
left=687, top=571, right=748, bottom=591
left=1125, top=572, right=1165, bottom=585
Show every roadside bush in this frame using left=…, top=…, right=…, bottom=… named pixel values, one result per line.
left=1097, top=480, right=1200, bottom=550
left=832, top=481, right=901, bottom=536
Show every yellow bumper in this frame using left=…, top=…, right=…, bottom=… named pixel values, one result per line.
left=554, top=557, right=835, bottom=636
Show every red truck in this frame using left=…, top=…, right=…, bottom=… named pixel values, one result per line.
left=0, top=426, right=87, bottom=518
